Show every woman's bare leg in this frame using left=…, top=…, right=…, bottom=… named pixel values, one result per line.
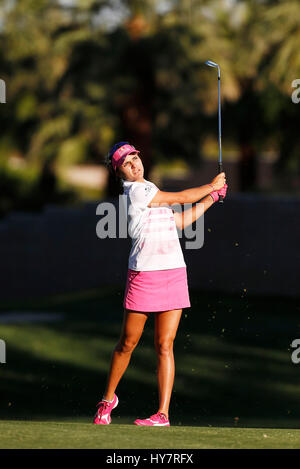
left=154, top=309, right=182, bottom=418
left=103, top=309, right=149, bottom=401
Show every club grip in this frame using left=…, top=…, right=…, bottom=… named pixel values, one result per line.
left=218, top=162, right=224, bottom=204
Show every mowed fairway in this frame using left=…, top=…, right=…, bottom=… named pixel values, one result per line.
left=1, top=287, right=300, bottom=449
left=1, top=421, right=300, bottom=449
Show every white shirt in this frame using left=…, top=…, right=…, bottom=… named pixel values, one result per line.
left=123, top=179, right=186, bottom=271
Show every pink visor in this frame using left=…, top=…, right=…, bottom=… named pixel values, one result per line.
left=111, top=144, right=140, bottom=171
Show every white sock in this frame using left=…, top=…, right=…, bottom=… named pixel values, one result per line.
left=102, top=396, right=114, bottom=403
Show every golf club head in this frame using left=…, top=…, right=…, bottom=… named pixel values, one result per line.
left=205, top=60, right=219, bottom=68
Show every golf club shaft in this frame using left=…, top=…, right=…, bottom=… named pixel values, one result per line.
left=217, top=72, right=223, bottom=204
left=205, top=60, right=225, bottom=204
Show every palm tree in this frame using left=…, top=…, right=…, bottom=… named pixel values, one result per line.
left=188, top=0, right=269, bottom=191
left=260, top=0, right=300, bottom=180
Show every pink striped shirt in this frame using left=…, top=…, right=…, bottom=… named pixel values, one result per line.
left=123, top=179, right=186, bottom=271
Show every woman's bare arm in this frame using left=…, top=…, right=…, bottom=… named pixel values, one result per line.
left=173, top=195, right=214, bottom=229
left=148, top=172, right=226, bottom=207
left=149, top=185, right=211, bottom=206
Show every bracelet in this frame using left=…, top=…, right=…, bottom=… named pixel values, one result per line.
left=209, top=193, right=215, bottom=202
left=208, top=184, right=215, bottom=191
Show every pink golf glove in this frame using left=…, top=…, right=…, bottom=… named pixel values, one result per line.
left=209, top=183, right=228, bottom=203
left=209, top=190, right=219, bottom=203
left=218, top=183, right=228, bottom=199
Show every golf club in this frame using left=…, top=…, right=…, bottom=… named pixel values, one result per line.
left=205, top=60, right=224, bottom=203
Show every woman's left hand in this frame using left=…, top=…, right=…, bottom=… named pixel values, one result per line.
left=218, top=183, right=228, bottom=199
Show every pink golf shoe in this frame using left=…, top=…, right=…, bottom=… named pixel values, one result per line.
left=134, top=412, right=170, bottom=426
left=93, top=394, right=119, bottom=425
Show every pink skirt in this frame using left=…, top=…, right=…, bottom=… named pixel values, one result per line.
left=123, top=267, right=191, bottom=312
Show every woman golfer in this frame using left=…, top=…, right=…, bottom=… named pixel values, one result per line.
left=94, top=142, right=227, bottom=426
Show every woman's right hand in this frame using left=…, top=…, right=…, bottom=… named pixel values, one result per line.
left=210, top=172, right=226, bottom=191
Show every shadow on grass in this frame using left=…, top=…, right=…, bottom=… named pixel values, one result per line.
left=1, top=288, right=300, bottom=428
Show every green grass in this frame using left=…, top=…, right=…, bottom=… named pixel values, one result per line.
left=1, top=287, right=300, bottom=448
left=1, top=421, right=300, bottom=449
